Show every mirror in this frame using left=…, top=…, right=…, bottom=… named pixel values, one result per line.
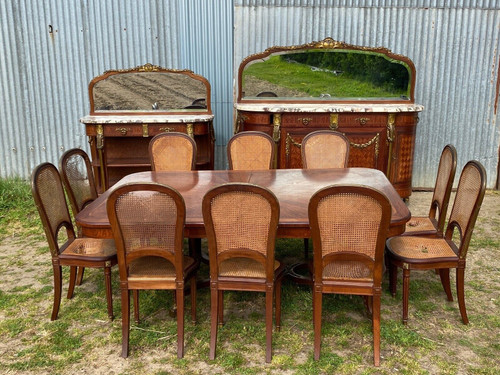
left=238, top=38, right=416, bottom=103
left=89, top=64, right=211, bottom=114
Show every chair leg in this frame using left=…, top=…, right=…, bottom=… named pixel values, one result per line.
left=372, top=293, right=381, bottom=367
left=121, top=288, right=130, bottom=358
left=389, top=260, right=398, bottom=297
left=104, top=266, right=114, bottom=320
left=191, top=276, right=197, bottom=323
left=402, top=268, right=410, bottom=325
left=313, top=284, right=322, bottom=360
left=265, top=285, right=273, bottom=363
left=456, top=267, right=469, bottom=324
left=209, top=283, right=218, bottom=360
left=217, top=290, right=224, bottom=326
left=76, top=267, right=85, bottom=286
left=176, top=283, right=185, bottom=359
left=51, top=263, right=63, bottom=321
left=304, top=238, right=309, bottom=259
left=275, top=278, right=282, bottom=332
left=439, top=268, right=453, bottom=301
left=67, top=266, right=77, bottom=299
left=133, top=290, right=140, bottom=324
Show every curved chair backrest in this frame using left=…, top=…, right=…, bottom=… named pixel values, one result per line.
left=301, top=130, right=350, bottom=169
left=149, top=132, right=197, bottom=171
left=31, top=163, right=76, bottom=257
left=256, top=91, right=278, bottom=97
left=107, top=182, right=186, bottom=283
left=444, top=160, right=486, bottom=259
left=59, top=148, right=98, bottom=215
left=202, top=183, right=280, bottom=282
left=308, top=185, right=392, bottom=286
left=227, top=131, right=275, bottom=170
left=429, top=144, right=457, bottom=233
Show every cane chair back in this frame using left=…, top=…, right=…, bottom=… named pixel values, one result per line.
left=301, top=130, right=350, bottom=169
left=107, top=182, right=198, bottom=358
left=386, top=160, right=486, bottom=325
left=149, top=132, right=197, bottom=171
left=227, top=131, right=275, bottom=170
left=309, top=185, right=392, bottom=366
left=202, top=183, right=283, bottom=363
left=59, top=148, right=98, bottom=215
left=405, top=145, right=457, bottom=236
left=31, top=163, right=116, bottom=321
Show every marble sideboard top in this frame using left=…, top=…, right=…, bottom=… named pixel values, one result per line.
left=235, top=102, right=424, bottom=113
left=80, top=114, right=214, bottom=124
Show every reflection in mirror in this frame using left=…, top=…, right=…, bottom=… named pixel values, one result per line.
left=93, top=72, right=207, bottom=111
left=89, top=64, right=211, bottom=113
left=238, top=39, right=415, bottom=102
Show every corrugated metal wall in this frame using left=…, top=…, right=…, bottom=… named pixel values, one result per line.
left=234, top=0, right=500, bottom=188
left=0, top=0, right=233, bottom=177
left=1, top=1, right=499, bottom=188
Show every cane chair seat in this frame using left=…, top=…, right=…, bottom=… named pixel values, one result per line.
left=60, top=238, right=116, bottom=259
left=388, top=236, right=457, bottom=260
left=227, top=131, right=275, bottom=170
left=386, top=160, right=486, bottom=326
left=219, top=258, right=281, bottom=278
left=149, top=132, right=197, bottom=171
left=402, top=145, right=457, bottom=237
left=322, top=261, right=372, bottom=281
left=128, top=255, right=196, bottom=282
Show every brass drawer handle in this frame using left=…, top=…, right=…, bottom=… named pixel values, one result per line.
left=160, top=127, right=174, bottom=133
left=298, top=117, right=313, bottom=125
left=355, top=117, right=370, bottom=125
left=115, top=127, right=131, bottom=136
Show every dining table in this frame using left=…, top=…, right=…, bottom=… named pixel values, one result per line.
left=76, top=167, right=410, bottom=239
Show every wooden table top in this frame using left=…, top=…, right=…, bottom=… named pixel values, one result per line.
left=76, top=168, right=410, bottom=239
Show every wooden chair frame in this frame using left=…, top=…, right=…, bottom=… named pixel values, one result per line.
left=309, top=185, right=392, bottom=366
left=202, top=183, right=285, bottom=363
left=403, top=144, right=457, bottom=237
left=59, top=148, right=99, bottom=285
left=387, top=160, right=487, bottom=325
left=31, top=162, right=116, bottom=321
left=107, top=182, right=198, bottom=358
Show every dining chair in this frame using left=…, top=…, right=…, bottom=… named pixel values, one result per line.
left=301, top=130, right=350, bottom=169
left=31, top=162, right=117, bottom=321
left=403, top=144, right=457, bottom=237
left=59, top=148, right=99, bottom=285
left=149, top=132, right=197, bottom=171
left=309, top=185, right=392, bottom=366
left=107, top=182, right=199, bottom=358
left=302, top=130, right=350, bottom=258
left=202, top=183, right=286, bottom=363
left=227, top=131, right=275, bottom=170
left=386, top=160, right=486, bottom=325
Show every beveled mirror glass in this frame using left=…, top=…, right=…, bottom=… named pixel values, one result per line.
left=238, top=38, right=416, bottom=103
left=89, top=64, right=211, bottom=114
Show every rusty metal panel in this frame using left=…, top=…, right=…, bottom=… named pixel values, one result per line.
left=234, top=1, right=500, bottom=188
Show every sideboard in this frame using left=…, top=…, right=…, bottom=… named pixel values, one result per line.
left=81, top=64, right=214, bottom=193
left=235, top=38, right=424, bottom=199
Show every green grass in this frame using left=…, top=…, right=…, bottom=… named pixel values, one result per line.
left=243, top=55, right=406, bottom=98
left=0, top=178, right=499, bottom=374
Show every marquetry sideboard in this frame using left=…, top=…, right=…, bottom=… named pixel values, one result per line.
left=235, top=103, right=423, bottom=199
left=82, top=64, right=214, bottom=193
left=81, top=114, right=214, bottom=192
left=235, top=38, right=423, bottom=199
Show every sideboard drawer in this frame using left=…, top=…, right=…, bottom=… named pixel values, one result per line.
left=281, top=113, right=331, bottom=128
